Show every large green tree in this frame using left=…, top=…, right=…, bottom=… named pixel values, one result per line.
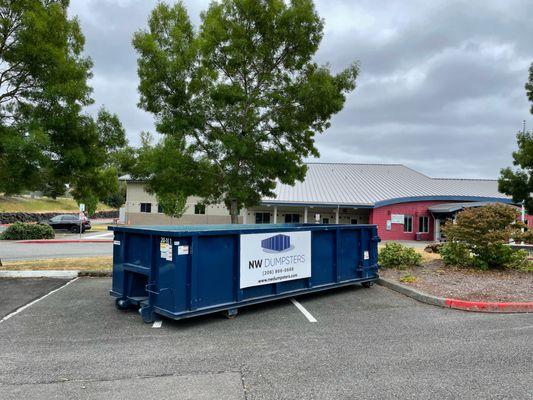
left=499, top=63, right=533, bottom=212
left=132, top=0, right=358, bottom=222
left=0, top=0, right=126, bottom=214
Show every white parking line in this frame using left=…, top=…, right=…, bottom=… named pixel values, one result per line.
left=0, top=278, right=79, bottom=324
left=152, top=320, right=163, bottom=328
left=290, top=298, right=317, bottom=323
left=83, top=232, right=113, bottom=239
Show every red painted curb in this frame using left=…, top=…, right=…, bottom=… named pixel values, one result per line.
left=16, top=239, right=113, bottom=244
left=445, top=298, right=533, bottom=313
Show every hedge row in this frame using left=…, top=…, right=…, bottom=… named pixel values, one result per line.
left=1, top=222, right=55, bottom=240
left=0, top=210, right=118, bottom=224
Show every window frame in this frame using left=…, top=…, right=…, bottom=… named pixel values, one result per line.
left=255, top=212, right=271, bottom=224
left=418, top=216, right=429, bottom=233
left=403, top=215, right=413, bottom=233
left=140, top=203, right=152, bottom=213
left=284, top=213, right=300, bottom=223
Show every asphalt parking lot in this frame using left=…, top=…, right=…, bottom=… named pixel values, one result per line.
left=0, top=278, right=532, bottom=400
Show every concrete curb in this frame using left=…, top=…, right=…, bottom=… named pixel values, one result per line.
left=77, top=270, right=112, bottom=277
left=377, top=277, right=447, bottom=307
left=377, top=277, right=533, bottom=313
left=15, top=239, right=112, bottom=244
left=0, top=270, right=79, bottom=279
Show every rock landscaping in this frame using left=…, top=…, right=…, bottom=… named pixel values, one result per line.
left=380, top=259, right=533, bottom=303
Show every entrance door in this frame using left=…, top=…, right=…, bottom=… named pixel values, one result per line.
left=434, top=219, right=441, bottom=241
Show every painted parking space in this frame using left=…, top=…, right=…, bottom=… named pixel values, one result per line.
left=0, top=278, right=531, bottom=399
left=0, top=277, right=70, bottom=319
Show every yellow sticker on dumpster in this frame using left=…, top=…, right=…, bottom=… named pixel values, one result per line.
left=160, top=237, right=172, bottom=260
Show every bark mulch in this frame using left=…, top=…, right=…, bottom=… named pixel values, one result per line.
left=380, top=260, right=533, bottom=302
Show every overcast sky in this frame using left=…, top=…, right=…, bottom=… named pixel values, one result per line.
left=69, top=0, right=533, bottom=179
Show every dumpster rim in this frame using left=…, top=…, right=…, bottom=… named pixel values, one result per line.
left=108, top=223, right=379, bottom=237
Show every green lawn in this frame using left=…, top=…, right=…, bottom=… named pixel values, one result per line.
left=0, top=256, right=112, bottom=271
left=0, top=196, right=114, bottom=213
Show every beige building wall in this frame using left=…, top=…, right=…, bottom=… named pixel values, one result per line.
left=125, top=182, right=242, bottom=225
left=124, top=181, right=370, bottom=226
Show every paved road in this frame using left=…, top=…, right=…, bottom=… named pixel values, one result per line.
left=0, top=278, right=531, bottom=399
left=0, top=240, right=112, bottom=261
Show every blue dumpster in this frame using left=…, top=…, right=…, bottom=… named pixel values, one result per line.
left=109, top=224, right=380, bottom=323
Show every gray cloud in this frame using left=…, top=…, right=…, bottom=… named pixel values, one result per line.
left=70, top=0, right=533, bottom=179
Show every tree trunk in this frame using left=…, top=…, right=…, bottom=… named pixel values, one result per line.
left=230, top=198, right=239, bottom=224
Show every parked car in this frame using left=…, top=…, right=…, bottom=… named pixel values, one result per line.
left=44, top=214, right=91, bottom=233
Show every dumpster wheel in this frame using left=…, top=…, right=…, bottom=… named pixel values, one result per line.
left=224, top=308, right=238, bottom=319
left=361, top=281, right=373, bottom=288
left=115, top=298, right=130, bottom=311
left=139, top=306, right=156, bottom=324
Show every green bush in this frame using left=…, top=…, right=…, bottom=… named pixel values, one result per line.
left=379, top=243, right=422, bottom=269
left=440, top=242, right=472, bottom=267
left=442, top=204, right=530, bottom=269
left=440, top=241, right=530, bottom=270
left=0, top=222, right=55, bottom=240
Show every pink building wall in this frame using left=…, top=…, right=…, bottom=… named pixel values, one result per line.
left=369, top=200, right=459, bottom=241
left=369, top=200, right=532, bottom=241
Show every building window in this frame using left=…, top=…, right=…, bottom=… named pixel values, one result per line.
left=157, top=204, right=163, bottom=213
left=322, top=218, right=329, bottom=224
left=194, top=204, right=206, bottom=214
left=350, top=218, right=358, bottom=224
left=140, top=203, right=152, bottom=213
left=418, top=216, right=429, bottom=233
left=255, top=212, right=271, bottom=224
left=284, top=214, right=300, bottom=223
left=403, top=215, right=413, bottom=232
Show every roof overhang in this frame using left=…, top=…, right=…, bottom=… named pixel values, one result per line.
left=428, top=200, right=518, bottom=214
left=259, top=201, right=374, bottom=209
left=374, top=196, right=514, bottom=208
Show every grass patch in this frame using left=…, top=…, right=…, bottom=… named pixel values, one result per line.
left=89, top=224, right=112, bottom=232
left=0, top=256, right=112, bottom=271
left=399, top=274, right=417, bottom=283
left=0, top=195, right=114, bottom=213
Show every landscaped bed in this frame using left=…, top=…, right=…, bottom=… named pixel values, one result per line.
left=380, top=258, right=533, bottom=303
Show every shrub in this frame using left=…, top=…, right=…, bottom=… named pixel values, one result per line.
left=440, top=242, right=472, bottom=267
left=0, top=222, right=55, bottom=240
left=379, top=243, right=422, bottom=269
left=442, top=203, right=528, bottom=269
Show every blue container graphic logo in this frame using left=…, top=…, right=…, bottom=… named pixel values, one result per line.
left=261, top=234, right=291, bottom=252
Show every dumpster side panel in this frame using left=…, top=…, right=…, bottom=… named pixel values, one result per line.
left=310, top=230, right=337, bottom=286
left=196, top=235, right=235, bottom=308
left=339, top=229, right=360, bottom=281
left=111, top=231, right=125, bottom=296
left=242, top=281, right=276, bottom=300
left=125, top=233, right=152, bottom=267
left=154, top=240, right=181, bottom=312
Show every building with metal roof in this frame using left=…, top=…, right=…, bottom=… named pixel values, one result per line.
left=120, top=163, right=525, bottom=241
